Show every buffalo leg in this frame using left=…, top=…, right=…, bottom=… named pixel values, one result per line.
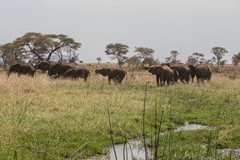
left=108, top=77, right=111, bottom=84
left=156, top=75, right=160, bottom=86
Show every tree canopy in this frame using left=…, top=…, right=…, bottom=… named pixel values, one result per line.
left=187, top=52, right=206, bottom=65
left=165, top=50, right=181, bottom=63
left=126, top=55, right=142, bottom=67
left=0, top=32, right=81, bottom=65
left=105, top=43, right=129, bottom=67
left=211, top=47, right=228, bottom=67
left=232, top=52, right=240, bottom=65
left=134, top=47, right=158, bottom=66
left=96, top=57, right=102, bottom=64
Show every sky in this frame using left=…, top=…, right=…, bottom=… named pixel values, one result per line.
left=0, top=0, right=240, bottom=63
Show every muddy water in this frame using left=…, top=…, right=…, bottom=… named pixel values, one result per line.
left=108, top=140, right=148, bottom=160
left=218, top=148, right=240, bottom=159
left=108, top=123, right=214, bottom=160
left=173, top=123, right=214, bottom=131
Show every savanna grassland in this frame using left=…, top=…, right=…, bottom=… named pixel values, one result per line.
left=0, top=65, right=240, bottom=160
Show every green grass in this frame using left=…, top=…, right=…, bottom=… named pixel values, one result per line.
left=0, top=74, right=240, bottom=159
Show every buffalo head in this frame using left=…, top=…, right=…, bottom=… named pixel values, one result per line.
left=95, top=68, right=112, bottom=76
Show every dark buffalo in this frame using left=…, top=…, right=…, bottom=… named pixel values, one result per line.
left=8, top=63, right=35, bottom=77
left=172, top=69, right=179, bottom=82
left=189, top=64, right=212, bottom=82
left=63, top=68, right=90, bottom=82
left=148, top=65, right=178, bottom=86
left=95, top=68, right=126, bottom=84
left=164, top=63, right=191, bottom=83
left=35, top=61, right=51, bottom=72
left=48, top=62, right=73, bottom=78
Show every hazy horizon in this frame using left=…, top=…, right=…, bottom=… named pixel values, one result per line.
left=1, top=0, right=240, bottom=63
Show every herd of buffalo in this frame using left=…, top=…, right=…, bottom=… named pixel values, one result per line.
left=6, top=61, right=212, bottom=86
left=148, top=63, right=212, bottom=86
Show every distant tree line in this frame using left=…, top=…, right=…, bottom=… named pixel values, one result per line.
left=104, top=44, right=234, bottom=68
left=1, top=32, right=240, bottom=68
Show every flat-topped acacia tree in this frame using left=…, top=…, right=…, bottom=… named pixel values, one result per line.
left=134, top=47, right=159, bottom=66
left=105, top=43, right=129, bottom=67
left=0, top=32, right=81, bottom=64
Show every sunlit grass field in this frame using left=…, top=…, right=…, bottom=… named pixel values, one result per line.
left=0, top=68, right=240, bottom=159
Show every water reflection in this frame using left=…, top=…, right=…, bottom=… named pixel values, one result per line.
left=108, top=123, right=214, bottom=160
left=173, top=123, right=214, bottom=132
left=108, top=140, right=148, bottom=160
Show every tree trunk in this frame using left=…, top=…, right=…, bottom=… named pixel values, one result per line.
left=217, top=59, right=220, bottom=67
left=46, top=44, right=65, bottom=61
left=117, top=58, right=122, bottom=67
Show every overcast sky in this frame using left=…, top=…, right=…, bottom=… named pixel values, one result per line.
left=1, top=0, right=240, bottom=63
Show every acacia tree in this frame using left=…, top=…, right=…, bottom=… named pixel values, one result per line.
left=0, top=32, right=81, bottom=65
left=187, top=52, right=205, bottom=65
left=232, top=52, right=240, bottom=65
left=211, top=47, right=228, bottom=67
left=105, top=43, right=129, bottom=67
left=126, top=55, right=141, bottom=67
left=96, top=57, right=102, bottom=64
left=134, top=47, right=158, bottom=66
left=165, top=50, right=180, bottom=63
left=44, top=34, right=81, bottom=62
left=0, top=43, right=27, bottom=65
left=67, top=52, right=79, bottom=63
left=135, top=47, right=154, bottom=59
